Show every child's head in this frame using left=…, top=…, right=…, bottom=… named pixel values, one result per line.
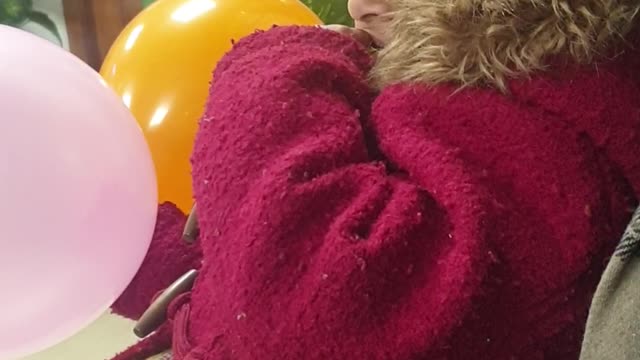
left=351, top=0, right=639, bottom=89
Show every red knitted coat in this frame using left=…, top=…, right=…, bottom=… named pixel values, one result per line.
left=112, top=26, right=640, bottom=359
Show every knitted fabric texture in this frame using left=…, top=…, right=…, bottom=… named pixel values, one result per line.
left=112, top=26, right=640, bottom=359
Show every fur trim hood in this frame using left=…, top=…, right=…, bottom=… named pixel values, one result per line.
left=372, top=0, right=640, bottom=89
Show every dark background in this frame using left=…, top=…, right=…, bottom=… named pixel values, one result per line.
left=63, top=0, right=141, bottom=70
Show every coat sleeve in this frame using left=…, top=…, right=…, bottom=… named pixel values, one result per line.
left=509, top=49, right=640, bottom=197
left=188, top=26, right=494, bottom=358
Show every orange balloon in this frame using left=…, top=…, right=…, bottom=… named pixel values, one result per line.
left=101, top=0, right=321, bottom=212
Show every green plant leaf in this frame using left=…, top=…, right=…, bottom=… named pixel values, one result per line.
left=0, top=0, right=33, bottom=26
left=28, top=10, right=63, bottom=45
left=300, top=0, right=353, bottom=26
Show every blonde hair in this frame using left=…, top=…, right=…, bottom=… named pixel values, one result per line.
left=372, top=0, right=640, bottom=90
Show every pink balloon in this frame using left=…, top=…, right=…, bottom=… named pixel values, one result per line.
left=0, top=26, right=157, bottom=359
